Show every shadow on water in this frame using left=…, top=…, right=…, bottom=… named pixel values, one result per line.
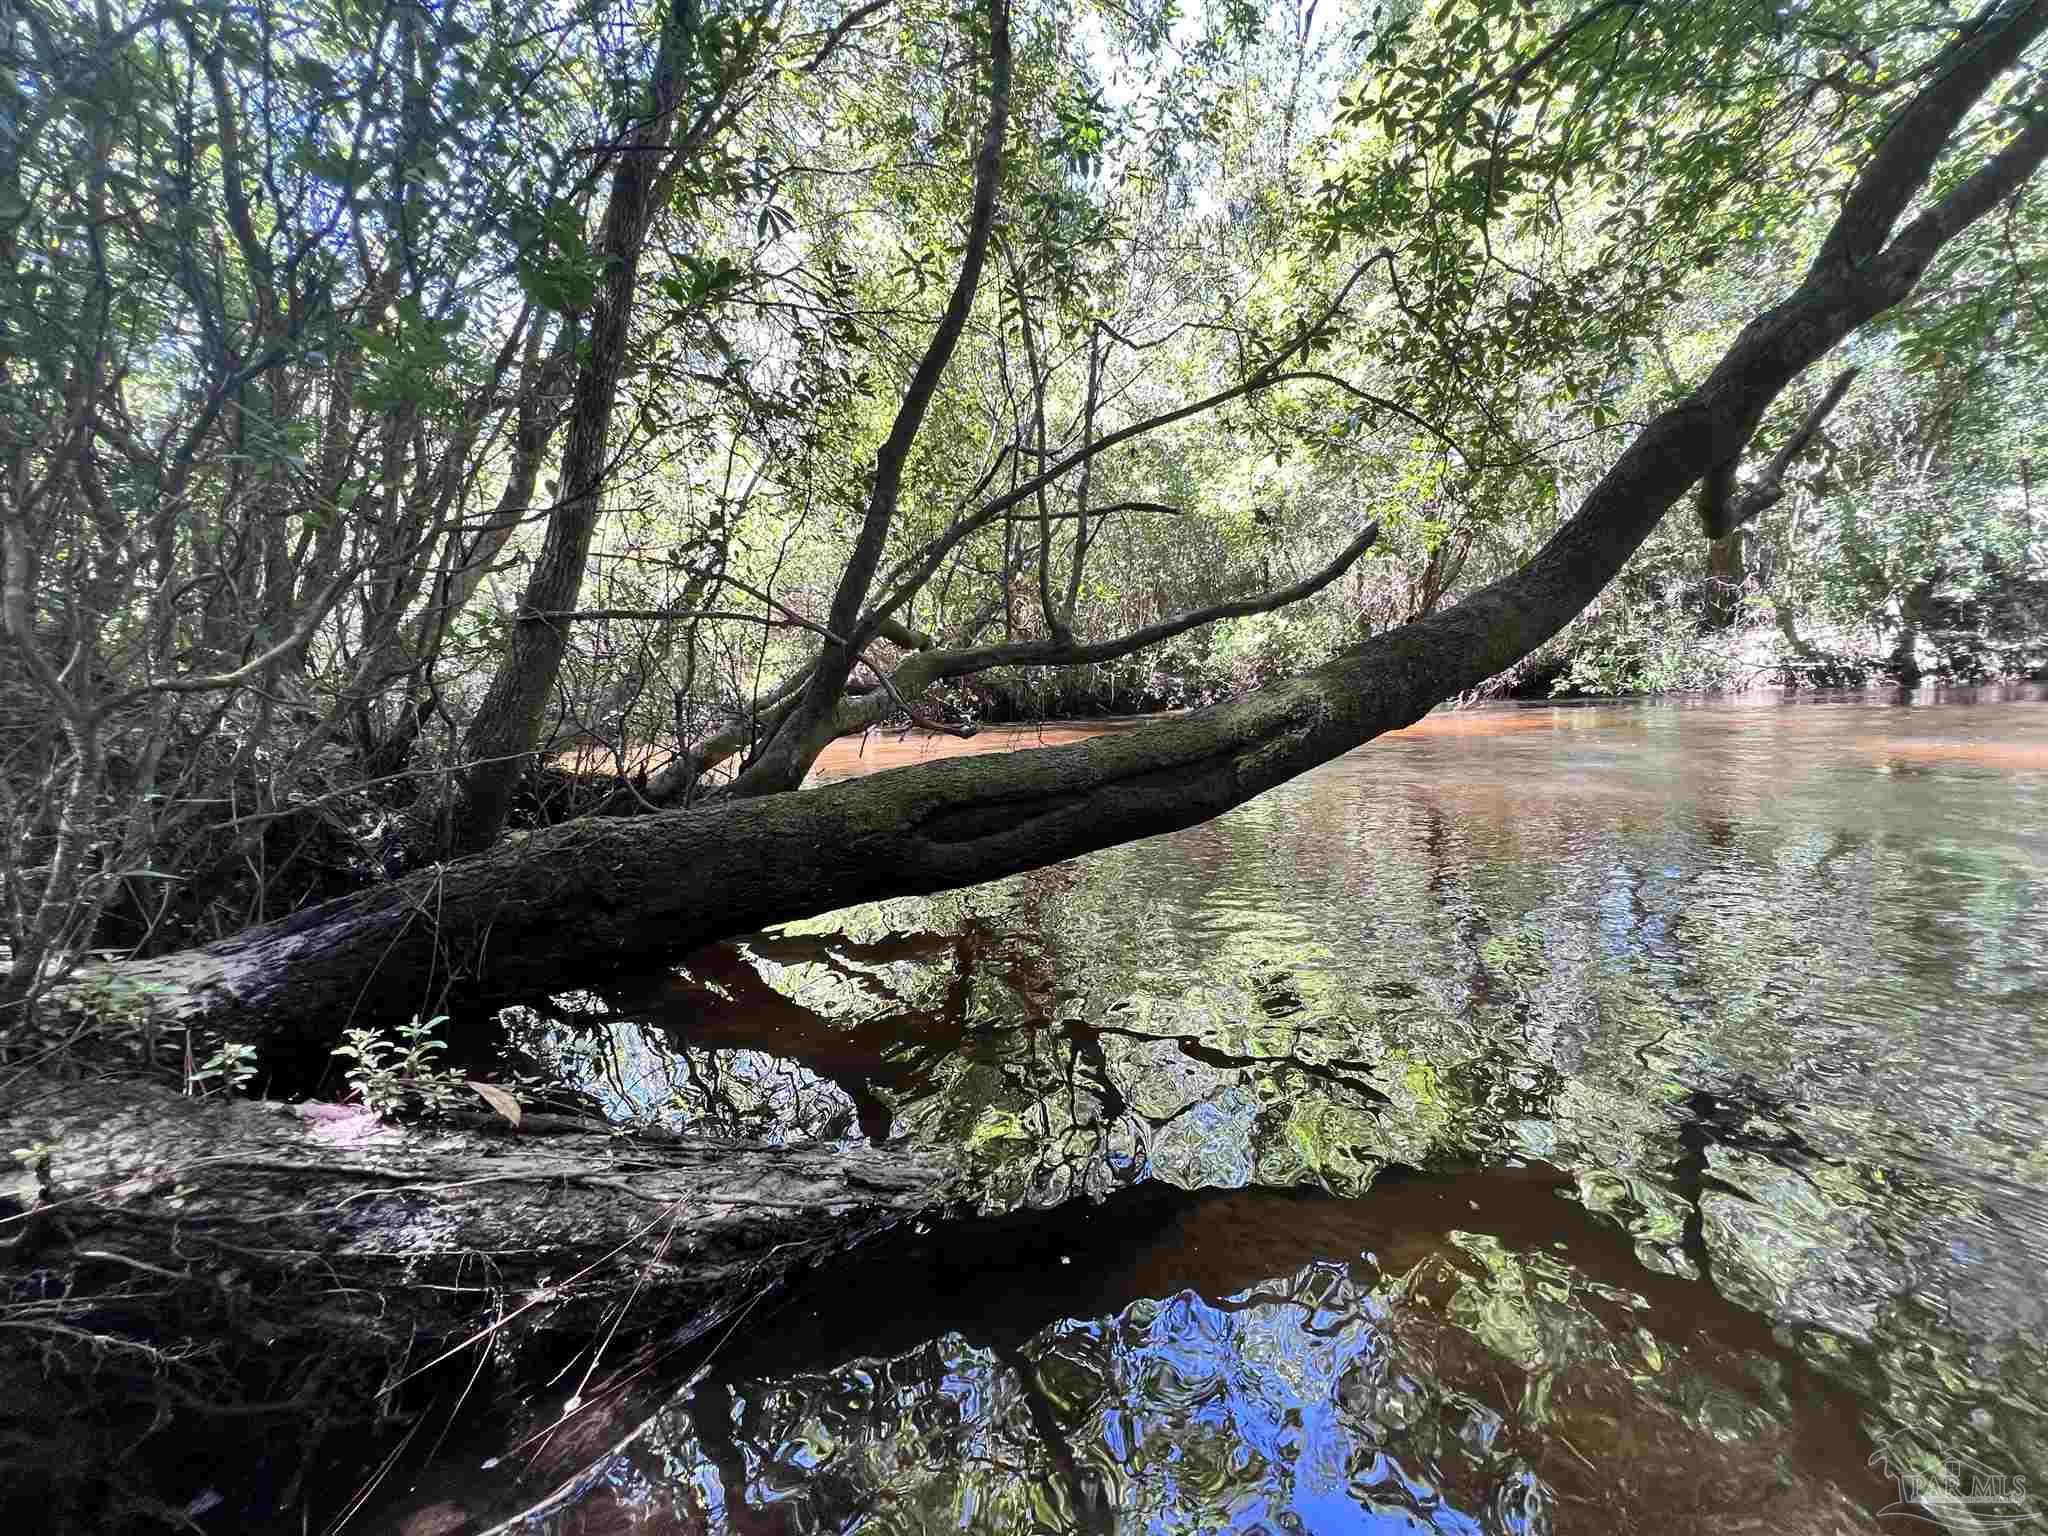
left=393, top=689, right=2048, bottom=1534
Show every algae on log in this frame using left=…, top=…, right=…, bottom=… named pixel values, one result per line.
left=0, top=1074, right=955, bottom=1524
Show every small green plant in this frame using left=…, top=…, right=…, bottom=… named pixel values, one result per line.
left=332, top=1014, right=466, bottom=1118
left=65, top=969, right=173, bottom=1065
left=185, top=1037, right=258, bottom=1098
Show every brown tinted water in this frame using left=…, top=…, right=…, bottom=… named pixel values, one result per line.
left=399, top=689, right=2048, bottom=1535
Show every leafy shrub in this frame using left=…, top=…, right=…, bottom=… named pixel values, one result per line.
left=332, top=1015, right=467, bottom=1119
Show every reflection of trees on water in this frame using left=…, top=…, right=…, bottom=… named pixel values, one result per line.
left=505, top=990, right=869, bottom=1145
left=535, top=1183, right=1890, bottom=1535
left=504, top=713, right=2048, bottom=1507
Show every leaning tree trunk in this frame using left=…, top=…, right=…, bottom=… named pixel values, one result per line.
left=444, top=0, right=698, bottom=856
left=2, top=1074, right=950, bottom=1337
left=63, top=0, right=2048, bottom=1064
left=9, top=26, right=2045, bottom=1528
left=730, top=0, right=1012, bottom=798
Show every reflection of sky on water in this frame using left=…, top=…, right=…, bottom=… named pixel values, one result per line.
left=516, top=1212, right=1885, bottom=1535
left=493, top=694, right=2048, bottom=1528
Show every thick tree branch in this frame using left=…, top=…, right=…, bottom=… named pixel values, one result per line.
left=734, top=0, right=1012, bottom=795
left=1697, top=367, right=1859, bottom=538
left=803, top=0, right=894, bottom=73
left=1816, top=0, right=2045, bottom=274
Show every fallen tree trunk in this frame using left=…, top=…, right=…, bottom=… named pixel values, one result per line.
left=1, top=1075, right=951, bottom=1343
left=0, top=1072, right=954, bottom=1526
left=58, top=2, right=2048, bottom=1063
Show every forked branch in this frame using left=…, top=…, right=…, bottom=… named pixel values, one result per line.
left=1697, top=368, right=1859, bottom=540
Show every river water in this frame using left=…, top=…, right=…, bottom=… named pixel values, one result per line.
left=400, top=690, right=2048, bottom=1535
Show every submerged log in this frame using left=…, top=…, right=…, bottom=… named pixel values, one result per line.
left=0, top=1074, right=955, bottom=1529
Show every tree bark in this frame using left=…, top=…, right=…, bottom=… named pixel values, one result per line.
left=0, top=1072, right=952, bottom=1527
left=1891, top=577, right=1936, bottom=685
left=68, top=1, right=2048, bottom=1060
left=444, top=0, right=700, bottom=855
left=1704, top=529, right=1747, bottom=628
left=0, top=1074, right=951, bottom=1343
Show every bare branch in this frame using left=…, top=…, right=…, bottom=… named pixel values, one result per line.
left=803, top=0, right=894, bottom=73
left=905, top=520, right=1381, bottom=675
left=858, top=269, right=1391, bottom=640
left=530, top=609, right=841, bottom=634
left=90, top=564, right=365, bottom=715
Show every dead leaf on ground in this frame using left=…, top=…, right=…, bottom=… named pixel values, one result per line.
left=467, top=1080, right=522, bottom=1128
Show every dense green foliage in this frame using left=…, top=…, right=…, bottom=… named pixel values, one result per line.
left=2, top=0, right=2044, bottom=990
